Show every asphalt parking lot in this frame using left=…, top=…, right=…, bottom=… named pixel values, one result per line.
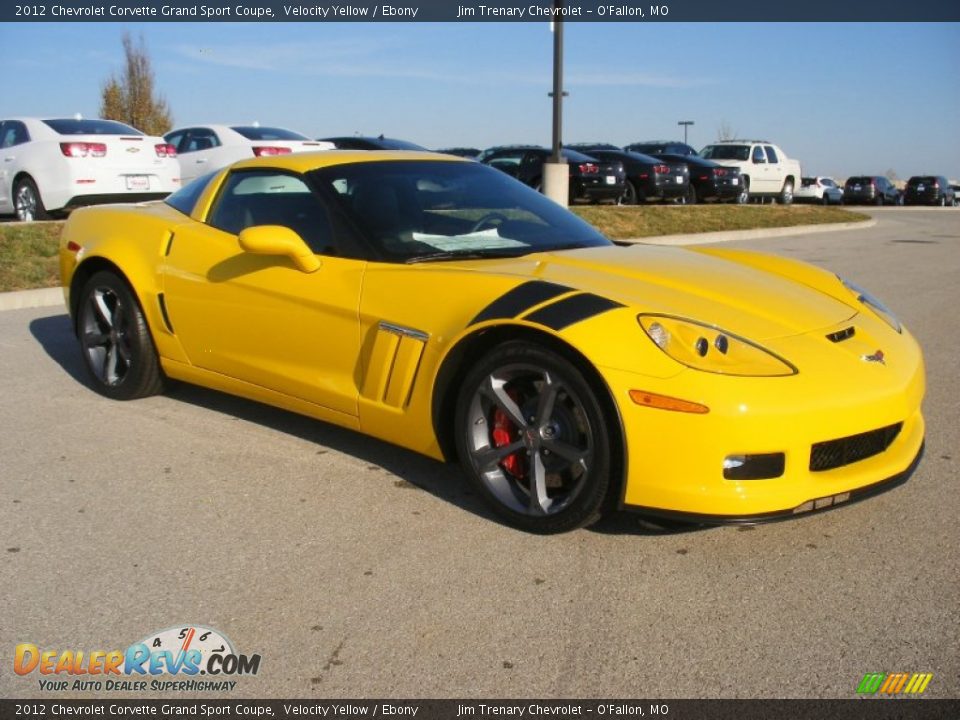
left=1, top=207, right=957, bottom=699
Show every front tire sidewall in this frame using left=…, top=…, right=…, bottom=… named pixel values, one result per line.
left=454, top=342, right=614, bottom=534
left=77, top=271, right=164, bottom=401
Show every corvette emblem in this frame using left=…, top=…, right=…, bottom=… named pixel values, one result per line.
left=862, top=350, right=886, bottom=364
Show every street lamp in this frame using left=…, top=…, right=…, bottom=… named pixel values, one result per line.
left=542, top=5, right=569, bottom=206
left=678, top=120, right=694, bottom=145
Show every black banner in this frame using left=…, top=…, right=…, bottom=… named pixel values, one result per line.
left=3, top=0, right=960, bottom=23
left=2, top=700, right=960, bottom=720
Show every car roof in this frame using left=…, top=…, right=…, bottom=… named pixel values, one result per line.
left=229, top=149, right=466, bottom=172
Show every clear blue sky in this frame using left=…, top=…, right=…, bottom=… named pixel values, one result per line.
left=2, top=21, right=958, bottom=180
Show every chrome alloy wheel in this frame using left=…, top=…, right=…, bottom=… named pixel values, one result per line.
left=80, top=286, right=133, bottom=387
left=463, top=364, right=594, bottom=517
left=15, top=183, right=38, bottom=222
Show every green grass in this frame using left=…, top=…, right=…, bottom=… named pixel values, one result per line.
left=0, top=222, right=63, bottom=292
left=572, top=204, right=868, bottom=240
left=0, top=205, right=869, bottom=292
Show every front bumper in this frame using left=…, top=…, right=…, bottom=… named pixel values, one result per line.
left=600, top=321, right=926, bottom=520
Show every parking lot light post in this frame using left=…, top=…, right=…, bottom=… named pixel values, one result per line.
left=543, top=10, right=569, bottom=207
left=678, top=120, right=694, bottom=145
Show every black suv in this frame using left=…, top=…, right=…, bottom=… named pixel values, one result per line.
left=843, top=176, right=900, bottom=205
left=903, top=176, right=956, bottom=206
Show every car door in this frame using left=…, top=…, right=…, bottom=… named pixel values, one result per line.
left=177, top=127, right=225, bottom=183
left=0, top=121, right=30, bottom=210
left=750, top=145, right=774, bottom=193
left=161, top=168, right=364, bottom=418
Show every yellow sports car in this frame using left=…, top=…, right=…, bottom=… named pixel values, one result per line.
left=59, top=151, right=925, bottom=533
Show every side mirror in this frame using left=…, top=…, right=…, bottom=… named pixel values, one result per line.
left=238, top=225, right=321, bottom=273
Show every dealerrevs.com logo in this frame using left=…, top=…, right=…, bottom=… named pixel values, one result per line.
left=15, top=625, right=261, bottom=692
left=857, top=672, right=933, bottom=696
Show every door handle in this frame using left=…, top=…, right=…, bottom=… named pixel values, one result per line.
left=196, top=158, right=207, bottom=164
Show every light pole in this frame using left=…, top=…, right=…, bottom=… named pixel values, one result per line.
left=678, top=120, right=694, bottom=145
left=542, top=5, right=569, bottom=207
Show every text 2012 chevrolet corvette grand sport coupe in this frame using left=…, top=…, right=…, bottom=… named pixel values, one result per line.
left=59, top=151, right=925, bottom=533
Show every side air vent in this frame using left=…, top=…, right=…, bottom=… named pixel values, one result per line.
left=826, top=326, right=856, bottom=343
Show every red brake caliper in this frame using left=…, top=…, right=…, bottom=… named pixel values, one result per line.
left=492, top=396, right=525, bottom=478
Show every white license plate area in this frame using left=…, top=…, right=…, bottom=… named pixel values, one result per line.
left=731, top=178, right=739, bottom=185
left=125, top=175, right=149, bottom=191
left=675, top=176, right=683, bottom=183
left=605, top=175, right=616, bottom=185
left=917, top=184, right=925, bottom=191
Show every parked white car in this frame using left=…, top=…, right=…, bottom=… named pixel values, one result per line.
left=0, top=117, right=180, bottom=222
left=164, top=125, right=334, bottom=183
left=795, top=176, right=844, bottom=205
left=700, top=140, right=802, bottom=204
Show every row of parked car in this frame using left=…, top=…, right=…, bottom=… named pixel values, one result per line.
left=1, top=116, right=957, bottom=221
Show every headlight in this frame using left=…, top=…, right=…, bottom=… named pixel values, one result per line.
left=840, top=278, right=901, bottom=333
left=638, top=314, right=797, bottom=377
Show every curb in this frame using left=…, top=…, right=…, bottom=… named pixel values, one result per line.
left=0, top=287, right=64, bottom=312
left=0, top=219, right=876, bottom=312
left=623, top=218, right=877, bottom=246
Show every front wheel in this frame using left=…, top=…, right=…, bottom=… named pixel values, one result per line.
left=77, top=271, right=165, bottom=400
left=737, top=178, right=750, bottom=204
left=454, top=342, right=614, bottom=534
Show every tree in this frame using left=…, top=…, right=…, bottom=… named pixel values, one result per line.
left=99, top=33, right=173, bottom=135
left=717, top=120, right=738, bottom=141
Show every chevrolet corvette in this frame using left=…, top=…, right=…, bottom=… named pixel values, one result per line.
left=59, top=151, right=925, bottom=533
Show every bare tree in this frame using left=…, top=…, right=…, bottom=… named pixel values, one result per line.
left=99, top=33, right=173, bottom=135
left=717, top=120, right=738, bottom=141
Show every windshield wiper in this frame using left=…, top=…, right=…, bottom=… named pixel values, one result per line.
left=405, top=248, right=533, bottom=264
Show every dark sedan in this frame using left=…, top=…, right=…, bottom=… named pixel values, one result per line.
left=625, top=140, right=699, bottom=157
left=651, top=153, right=743, bottom=204
left=903, top=176, right=956, bottom=206
left=479, top=145, right=626, bottom=204
left=435, top=147, right=482, bottom=159
left=843, top=176, right=900, bottom=205
left=319, top=135, right=427, bottom=151
left=568, top=144, right=689, bottom=204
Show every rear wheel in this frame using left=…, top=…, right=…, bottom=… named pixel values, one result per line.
left=77, top=271, right=165, bottom=400
left=778, top=180, right=794, bottom=205
left=686, top=184, right=698, bottom=205
left=455, top=341, right=614, bottom=534
left=620, top=180, right=638, bottom=206
left=737, top=178, right=750, bottom=204
left=14, top=177, right=49, bottom=222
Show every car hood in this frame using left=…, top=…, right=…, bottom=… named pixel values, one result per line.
left=454, top=244, right=857, bottom=341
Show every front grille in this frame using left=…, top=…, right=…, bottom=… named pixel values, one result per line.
left=810, top=423, right=902, bottom=472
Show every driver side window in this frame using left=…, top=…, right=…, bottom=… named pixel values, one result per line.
left=207, top=170, right=337, bottom=254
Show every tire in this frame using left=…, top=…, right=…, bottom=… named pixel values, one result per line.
left=778, top=180, right=794, bottom=205
left=454, top=341, right=614, bottom=534
left=619, top=180, right=638, bottom=206
left=686, top=184, right=698, bottom=205
left=939, top=195, right=946, bottom=207
left=737, top=178, right=750, bottom=204
left=14, top=177, right=50, bottom=222
left=77, top=271, right=165, bottom=400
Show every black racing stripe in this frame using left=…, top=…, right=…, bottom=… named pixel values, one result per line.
left=523, top=293, right=624, bottom=331
left=469, top=281, right=571, bottom=326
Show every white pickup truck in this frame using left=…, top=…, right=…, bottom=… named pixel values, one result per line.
left=699, top=140, right=802, bottom=204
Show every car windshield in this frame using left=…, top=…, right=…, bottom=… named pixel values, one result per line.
left=231, top=126, right=309, bottom=141
left=43, top=118, right=142, bottom=136
left=164, top=172, right=218, bottom=216
left=700, top=145, right=750, bottom=161
left=310, top=160, right=611, bottom=263
left=907, top=177, right=936, bottom=186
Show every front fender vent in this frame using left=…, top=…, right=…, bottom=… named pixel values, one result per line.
left=826, top=326, right=856, bottom=343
